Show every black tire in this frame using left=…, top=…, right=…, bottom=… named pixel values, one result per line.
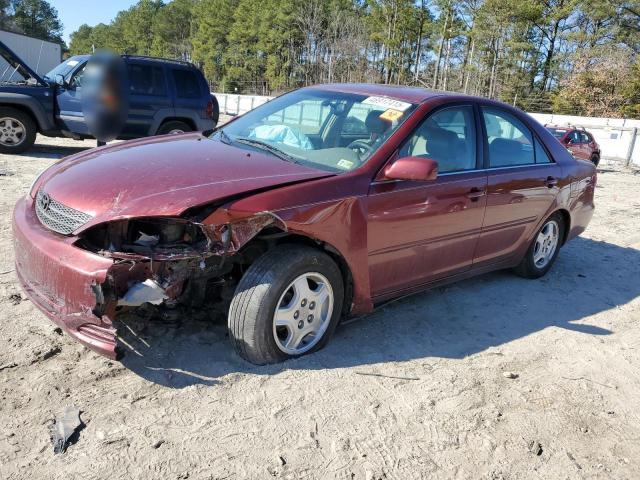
left=228, top=245, right=344, bottom=365
left=0, top=107, right=37, bottom=154
left=156, top=120, right=193, bottom=135
left=590, top=153, right=600, bottom=167
left=514, top=212, right=565, bottom=279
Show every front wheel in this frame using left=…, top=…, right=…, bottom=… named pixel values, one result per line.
left=0, top=107, right=36, bottom=153
left=590, top=153, right=600, bottom=167
left=514, top=213, right=564, bottom=279
left=228, top=245, right=344, bottom=365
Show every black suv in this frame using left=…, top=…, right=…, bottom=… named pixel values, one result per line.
left=0, top=41, right=218, bottom=153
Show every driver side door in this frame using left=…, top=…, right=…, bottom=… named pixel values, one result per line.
left=367, top=104, right=488, bottom=298
left=55, top=63, right=90, bottom=135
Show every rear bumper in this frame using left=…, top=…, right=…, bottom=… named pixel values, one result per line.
left=196, top=118, right=216, bottom=131
left=12, top=196, right=120, bottom=359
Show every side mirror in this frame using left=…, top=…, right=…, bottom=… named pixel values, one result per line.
left=384, top=156, right=438, bottom=181
left=54, top=73, right=66, bottom=87
left=564, top=137, right=572, bottom=145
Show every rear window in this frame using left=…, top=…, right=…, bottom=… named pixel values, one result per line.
left=172, top=69, right=201, bottom=98
left=127, top=64, right=166, bottom=96
left=546, top=128, right=568, bottom=139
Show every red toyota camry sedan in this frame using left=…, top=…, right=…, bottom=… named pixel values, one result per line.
left=13, top=84, right=596, bottom=364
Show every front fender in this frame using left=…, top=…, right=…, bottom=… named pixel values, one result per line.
left=205, top=172, right=374, bottom=315
left=0, top=91, right=55, bottom=131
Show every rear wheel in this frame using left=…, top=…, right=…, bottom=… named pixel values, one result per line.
left=156, top=120, right=192, bottom=135
left=590, top=153, right=600, bottom=167
left=514, top=213, right=564, bottom=279
left=228, top=245, right=344, bottom=365
left=0, top=107, right=36, bottom=154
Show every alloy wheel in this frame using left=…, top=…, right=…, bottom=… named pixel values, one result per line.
left=273, top=272, right=334, bottom=355
left=0, top=117, right=26, bottom=146
left=533, top=220, right=559, bottom=269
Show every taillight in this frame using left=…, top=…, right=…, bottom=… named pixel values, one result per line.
left=206, top=100, right=213, bottom=119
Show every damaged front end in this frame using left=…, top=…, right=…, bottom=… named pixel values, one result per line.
left=75, top=212, right=287, bottom=355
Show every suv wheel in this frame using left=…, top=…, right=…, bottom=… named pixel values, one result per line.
left=228, top=245, right=344, bottom=365
left=0, top=107, right=36, bottom=153
left=590, top=153, right=600, bottom=167
left=157, top=121, right=193, bottom=135
left=514, top=213, right=564, bottom=279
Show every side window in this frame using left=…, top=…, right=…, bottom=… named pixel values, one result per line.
left=401, top=105, right=476, bottom=173
left=568, top=131, right=581, bottom=144
left=581, top=132, right=591, bottom=143
left=534, top=138, right=552, bottom=163
left=69, top=64, right=87, bottom=88
left=128, top=64, right=166, bottom=96
left=172, top=69, right=201, bottom=98
left=482, top=107, right=534, bottom=167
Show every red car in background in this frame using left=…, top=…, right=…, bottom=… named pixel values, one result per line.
left=546, top=125, right=601, bottom=166
left=13, top=84, right=597, bottom=364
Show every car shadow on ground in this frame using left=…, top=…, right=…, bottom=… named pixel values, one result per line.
left=118, top=236, right=639, bottom=388
left=28, top=142, right=92, bottom=159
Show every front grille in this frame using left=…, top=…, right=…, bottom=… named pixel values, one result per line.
left=35, top=189, right=92, bottom=235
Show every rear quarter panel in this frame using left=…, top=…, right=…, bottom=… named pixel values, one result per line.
left=526, top=117, right=596, bottom=242
left=563, top=159, right=596, bottom=241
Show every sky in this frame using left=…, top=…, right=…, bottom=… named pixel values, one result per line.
left=55, top=0, right=137, bottom=44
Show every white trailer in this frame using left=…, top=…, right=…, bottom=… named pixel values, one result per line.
left=0, top=29, right=61, bottom=78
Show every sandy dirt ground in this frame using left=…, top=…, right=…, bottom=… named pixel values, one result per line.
left=0, top=133, right=639, bottom=480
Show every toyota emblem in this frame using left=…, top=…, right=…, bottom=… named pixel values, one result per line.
left=40, top=192, right=51, bottom=211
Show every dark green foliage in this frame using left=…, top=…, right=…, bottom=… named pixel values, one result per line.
left=2, top=0, right=63, bottom=44
left=56, top=0, right=640, bottom=117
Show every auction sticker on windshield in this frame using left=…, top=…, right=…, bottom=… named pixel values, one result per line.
left=379, top=109, right=404, bottom=122
left=363, top=96, right=412, bottom=112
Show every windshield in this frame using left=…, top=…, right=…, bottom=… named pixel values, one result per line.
left=44, top=57, right=85, bottom=81
left=215, top=89, right=417, bottom=173
left=546, top=127, right=568, bottom=139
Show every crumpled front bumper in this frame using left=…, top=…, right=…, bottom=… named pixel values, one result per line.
left=12, top=196, right=120, bottom=359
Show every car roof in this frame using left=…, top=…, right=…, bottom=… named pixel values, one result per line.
left=307, top=83, right=445, bottom=104
left=66, top=54, right=196, bottom=69
left=121, top=55, right=196, bottom=68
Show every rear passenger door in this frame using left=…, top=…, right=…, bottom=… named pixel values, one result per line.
left=170, top=67, right=204, bottom=127
left=123, top=62, right=172, bottom=137
left=473, top=106, right=561, bottom=267
left=580, top=131, right=595, bottom=159
left=567, top=130, right=586, bottom=159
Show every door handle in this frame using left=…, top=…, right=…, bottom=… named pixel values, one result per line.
left=546, top=176, right=558, bottom=188
left=466, top=188, right=486, bottom=201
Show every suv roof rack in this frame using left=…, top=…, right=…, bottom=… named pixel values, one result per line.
left=121, top=55, right=195, bottom=68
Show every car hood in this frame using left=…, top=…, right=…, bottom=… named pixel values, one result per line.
left=0, top=40, right=46, bottom=86
left=37, top=132, right=334, bottom=230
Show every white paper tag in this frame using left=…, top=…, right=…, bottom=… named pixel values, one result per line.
left=66, top=60, right=79, bottom=67
left=363, top=96, right=412, bottom=112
